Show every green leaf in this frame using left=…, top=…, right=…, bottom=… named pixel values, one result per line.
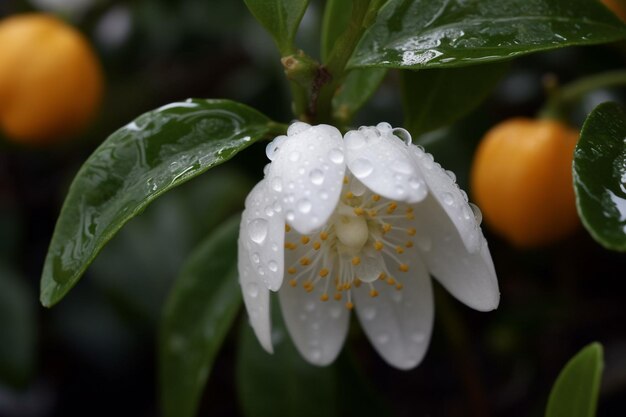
left=402, top=62, right=507, bottom=135
left=244, top=0, right=310, bottom=55
left=0, top=263, right=36, bottom=388
left=159, top=215, right=242, bottom=417
left=545, top=342, right=604, bottom=417
left=350, top=0, right=626, bottom=69
left=334, top=68, right=387, bottom=124
left=236, top=299, right=339, bottom=417
left=574, top=102, right=626, bottom=252
left=321, top=0, right=352, bottom=61
left=41, top=99, right=276, bottom=307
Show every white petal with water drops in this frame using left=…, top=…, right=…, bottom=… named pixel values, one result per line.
left=412, top=194, right=499, bottom=311
left=344, top=125, right=427, bottom=203
left=411, top=145, right=482, bottom=253
left=241, top=180, right=285, bottom=291
left=354, top=256, right=433, bottom=370
left=278, top=277, right=350, bottom=366
left=238, top=234, right=272, bottom=353
left=265, top=124, right=345, bottom=234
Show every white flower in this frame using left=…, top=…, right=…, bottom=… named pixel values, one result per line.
left=238, top=121, right=499, bottom=370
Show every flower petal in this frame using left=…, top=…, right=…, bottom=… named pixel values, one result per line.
left=344, top=124, right=427, bottom=204
left=238, top=229, right=273, bottom=353
left=413, top=194, right=500, bottom=311
left=411, top=145, right=482, bottom=253
left=265, top=123, right=345, bottom=234
left=354, top=246, right=434, bottom=370
left=241, top=180, right=285, bottom=291
left=278, top=281, right=350, bottom=366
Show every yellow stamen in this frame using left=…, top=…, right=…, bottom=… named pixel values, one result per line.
left=374, top=241, right=384, bottom=251
left=378, top=272, right=387, bottom=280
left=334, top=293, right=342, bottom=301
left=382, top=224, right=392, bottom=234
left=399, top=263, right=409, bottom=272
left=386, top=277, right=396, bottom=285
left=396, top=283, right=404, bottom=290
left=300, top=236, right=310, bottom=244
left=406, top=212, right=415, bottom=220
left=285, top=224, right=291, bottom=232
left=300, top=257, right=311, bottom=266
left=407, top=228, right=416, bottom=236
left=343, top=176, right=349, bottom=184
left=289, top=279, right=297, bottom=287
left=343, top=283, right=352, bottom=290
left=285, top=242, right=297, bottom=250
left=406, top=240, right=414, bottom=248
left=319, top=268, right=329, bottom=278
left=372, top=194, right=381, bottom=202
left=386, top=202, right=398, bottom=214
left=287, top=267, right=297, bottom=275
left=369, top=289, right=379, bottom=298
left=346, top=191, right=354, bottom=199
left=353, top=207, right=365, bottom=216
left=354, top=278, right=362, bottom=288
left=313, top=241, right=321, bottom=250
left=351, top=256, right=361, bottom=265
left=395, top=245, right=404, bottom=254
left=345, top=301, right=354, bottom=310
left=320, top=231, right=328, bottom=240
left=368, top=209, right=377, bottom=217
left=320, top=293, right=329, bottom=302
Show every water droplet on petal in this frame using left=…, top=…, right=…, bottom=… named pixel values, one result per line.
left=309, top=169, right=324, bottom=185
left=462, top=205, right=473, bottom=220
left=289, top=151, right=300, bottom=162
left=409, top=177, right=424, bottom=190
left=305, top=301, right=316, bottom=312
left=287, top=121, right=310, bottom=136
left=376, top=122, right=392, bottom=132
left=271, top=177, right=283, bottom=192
left=345, top=131, right=366, bottom=150
left=248, top=218, right=269, bottom=244
left=264, top=206, right=273, bottom=217
left=470, top=203, right=482, bottom=225
left=328, top=148, right=344, bottom=164
left=251, top=252, right=260, bottom=264
left=411, top=332, right=426, bottom=343
left=351, top=158, right=374, bottom=178
left=445, top=170, right=457, bottom=182
left=416, top=235, right=432, bottom=252
left=377, top=333, right=390, bottom=344
left=246, top=282, right=259, bottom=298
left=268, top=261, right=278, bottom=272
left=319, top=190, right=329, bottom=200
left=286, top=210, right=295, bottom=221
left=442, top=192, right=454, bottom=206
left=310, top=349, right=322, bottom=362
left=392, top=127, right=412, bottom=145
left=297, top=198, right=312, bottom=214
left=330, top=307, right=341, bottom=319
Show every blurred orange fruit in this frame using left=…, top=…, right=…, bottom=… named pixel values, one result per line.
left=471, top=118, right=580, bottom=248
left=601, top=0, right=626, bottom=22
left=0, top=14, right=103, bottom=145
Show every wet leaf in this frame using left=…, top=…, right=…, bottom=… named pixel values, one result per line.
left=402, top=62, right=508, bottom=135
left=350, top=0, right=626, bottom=69
left=159, top=216, right=242, bottom=417
left=244, top=0, right=310, bottom=54
left=574, top=102, right=626, bottom=251
left=236, top=298, right=339, bottom=417
left=41, top=99, right=276, bottom=307
left=545, top=342, right=603, bottom=417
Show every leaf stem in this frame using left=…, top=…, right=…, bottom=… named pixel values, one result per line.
left=539, top=70, right=626, bottom=120
left=315, top=0, right=378, bottom=124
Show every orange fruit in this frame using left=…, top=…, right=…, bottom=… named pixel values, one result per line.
left=602, top=0, right=626, bottom=22
left=471, top=118, right=579, bottom=248
left=0, top=14, right=103, bottom=145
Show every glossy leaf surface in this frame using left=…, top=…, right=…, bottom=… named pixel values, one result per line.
left=160, top=216, right=242, bottom=417
left=244, top=0, right=310, bottom=54
left=350, top=0, right=626, bottom=69
left=236, top=299, right=339, bottom=417
left=545, top=343, right=603, bottom=417
left=41, top=99, right=275, bottom=307
left=402, top=62, right=507, bottom=135
left=574, top=102, right=626, bottom=252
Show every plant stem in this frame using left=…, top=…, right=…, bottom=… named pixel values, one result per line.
left=315, top=0, right=374, bottom=124
left=539, top=70, right=626, bottom=120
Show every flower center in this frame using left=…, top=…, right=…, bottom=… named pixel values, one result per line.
left=284, top=174, right=421, bottom=310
